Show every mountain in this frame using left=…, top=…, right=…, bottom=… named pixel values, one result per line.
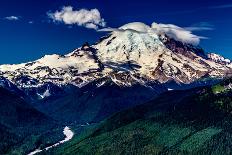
left=0, top=22, right=231, bottom=90
left=0, top=87, right=49, bottom=128
left=0, top=87, right=63, bottom=155
left=95, top=22, right=232, bottom=83
left=50, top=78, right=232, bottom=155
left=0, top=22, right=232, bottom=154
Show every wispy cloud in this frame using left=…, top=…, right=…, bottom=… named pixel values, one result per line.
left=4, top=16, right=20, bottom=21
left=185, top=27, right=214, bottom=31
left=209, top=4, right=232, bottom=9
left=185, top=22, right=214, bottom=31
left=48, top=6, right=106, bottom=30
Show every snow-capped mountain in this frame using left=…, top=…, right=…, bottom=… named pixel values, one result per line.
left=1, top=22, right=231, bottom=123
left=0, top=22, right=231, bottom=93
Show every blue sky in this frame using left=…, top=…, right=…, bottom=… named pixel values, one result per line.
left=0, top=0, right=232, bottom=64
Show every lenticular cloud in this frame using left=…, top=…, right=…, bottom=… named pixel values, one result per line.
left=99, top=22, right=207, bottom=45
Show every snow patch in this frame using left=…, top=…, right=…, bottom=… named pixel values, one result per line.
left=28, top=126, right=74, bottom=155
left=208, top=53, right=231, bottom=64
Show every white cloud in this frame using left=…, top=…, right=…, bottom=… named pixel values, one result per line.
left=98, top=27, right=123, bottom=32
left=5, top=16, right=19, bottom=21
left=185, top=22, right=214, bottom=31
left=151, top=23, right=204, bottom=45
left=185, top=26, right=213, bottom=31
left=99, top=22, right=207, bottom=45
left=48, top=6, right=106, bottom=30
left=85, top=23, right=98, bottom=29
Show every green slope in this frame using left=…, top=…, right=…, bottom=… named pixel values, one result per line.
left=48, top=78, right=232, bottom=155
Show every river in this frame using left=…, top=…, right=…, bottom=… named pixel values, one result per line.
left=28, top=126, right=74, bottom=155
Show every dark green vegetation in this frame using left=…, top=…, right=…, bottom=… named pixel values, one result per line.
left=46, top=79, right=232, bottom=155
left=2, top=77, right=232, bottom=155
left=36, top=81, right=165, bottom=124
left=0, top=87, right=64, bottom=155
